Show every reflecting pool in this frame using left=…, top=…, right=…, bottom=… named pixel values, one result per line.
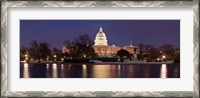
left=20, top=63, right=180, bottom=78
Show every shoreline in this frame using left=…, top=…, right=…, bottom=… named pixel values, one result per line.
left=20, top=61, right=177, bottom=65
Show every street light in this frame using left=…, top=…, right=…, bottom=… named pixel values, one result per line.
left=25, top=54, right=28, bottom=60
left=162, top=55, right=166, bottom=59
left=46, top=56, right=49, bottom=61
left=54, top=55, right=57, bottom=62
left=162, top=55, right=166, bottom=62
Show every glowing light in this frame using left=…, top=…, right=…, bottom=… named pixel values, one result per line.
left=46, top=64, right=49, bottom=68
left=61, top=64, right=64, bottom=69
left=24, top=63, right=28, bottom=67
left=162, top=55, right=166, bottom=59
left=83, top=54, right=86, bottom=58
left=82, top=64, right=87, bottom=70
left=22, top=60, right=27, bottom=63
left=118, top=65, right=121, bottom=70
left=52, top=63, right=57, bottom=78
left=23, top=63, right=29, bottom=78
left=157, top=58, right=160, bottom=61
left=54, top=55, right=57, bottom=58
left=82, top=64, right=87, bottom=78
left=160, top=64, right=167, bottom=78
left=53, top=63, right=57, bottom=69
left=61, top=64, right=65, bottom=77
left=92, top=65, right=110, bottom=78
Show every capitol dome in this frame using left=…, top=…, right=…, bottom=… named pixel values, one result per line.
left=94, top=25, right=108, bottom=46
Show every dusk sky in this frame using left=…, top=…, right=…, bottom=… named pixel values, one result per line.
left=20, top=20, right=180, bottom=49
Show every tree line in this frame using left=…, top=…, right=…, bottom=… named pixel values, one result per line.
left=20, top=34, right=180, bottom=63
left=137, top=43, right=180, bottom=62
left=20, top=34, right=96, bottom=62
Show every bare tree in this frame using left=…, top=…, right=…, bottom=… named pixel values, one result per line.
left=158, top=44, right=175, bottom=59
left=29, top=40, right=51, bottom=62
left=64, top=34, right=96, bottom=59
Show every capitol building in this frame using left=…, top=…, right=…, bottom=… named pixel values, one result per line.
left=93, top=25, right=139, bottom=57
left=63, top=25, right=139, bottom=57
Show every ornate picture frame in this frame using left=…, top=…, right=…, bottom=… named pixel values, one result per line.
left=1, top=1, right=199, bottom=97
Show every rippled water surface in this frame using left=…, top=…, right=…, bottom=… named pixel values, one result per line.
left=20, top=63, right=180, bottom=78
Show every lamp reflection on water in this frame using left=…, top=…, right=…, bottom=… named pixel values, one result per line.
left=127, top=65, right=135, bottom=78
left=46, top=64, right=50, bottom=78
left=160, top=64, right=168, bottom=78
left=92, top=65, right=110, bottom=78
left=46, top=64, right=49, bottom=68
left=117, top=65, right=121, bottom=71
left=82, top=64, right=87, bottom=78
left=117, top=65, right=121, bottom=77
left=23, top=63, right=30, bottom=78
left=61, top=64, right=64, bottom=70
left=52, top=63, right=58, bottom=78
left=61, top=64, right=65, bottom=78
left=24, top=63, right=28, bottom=67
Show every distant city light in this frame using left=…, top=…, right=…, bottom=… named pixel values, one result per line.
left=25, top=54, right=28, bottom=60
left=162, top=55, right=166, bottom=59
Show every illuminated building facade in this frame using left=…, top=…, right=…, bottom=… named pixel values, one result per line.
left=93, top=26, right=139, bottom=57
left=62, top=25, right=139, bottom=57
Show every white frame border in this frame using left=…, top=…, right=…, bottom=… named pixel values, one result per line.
left=1, top=1, right=199, bottom=97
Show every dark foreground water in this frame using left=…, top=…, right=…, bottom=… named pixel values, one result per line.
left=20, top=63, right=180, bottom=78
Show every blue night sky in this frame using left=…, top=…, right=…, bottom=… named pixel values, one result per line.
left=20, top=20, right=180, bottom=49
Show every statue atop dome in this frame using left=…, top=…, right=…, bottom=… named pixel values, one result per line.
left=100, top=25, right=103, bottom=31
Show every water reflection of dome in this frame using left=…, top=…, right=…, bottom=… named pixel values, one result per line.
left=94, top=25, right=108, bottom=46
